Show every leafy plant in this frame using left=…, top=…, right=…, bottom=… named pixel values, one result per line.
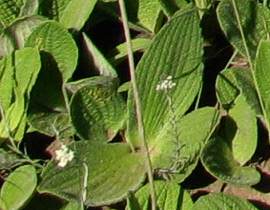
left=0, top=0, right=270, bottom=209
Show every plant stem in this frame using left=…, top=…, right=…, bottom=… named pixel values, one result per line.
left=118, top=0, right=157, bottom=209
left=231, top=0, right=270, bottom=131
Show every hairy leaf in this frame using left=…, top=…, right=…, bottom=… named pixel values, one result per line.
left=126, top=180, right=193, bottom=210
left=152, top=107, right=220, bottom=182
left=127, top=7, right=204, bottom=147
left=70, top=76, right=126, bottom=141
left=216, top=67, right=262, bottom=115
left=25, top=21, right=78, bottom=81
left=38, top=141, right=145, bottom=207
left=226, top=95, right=257, bottom=165
left=217, top=0, right=270, bottom=59
left=201, top=136, right=260, bottom=186
left=192, top=193, right=258, bottom=210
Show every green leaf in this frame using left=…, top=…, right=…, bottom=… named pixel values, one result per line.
left=25, top=21, right=78, bottom=82
left=192, top=193, right=258, bottom=210
left=152, top=107, right=220, bottom=182
left=0, top=15, right=47, bottom=58
left=0, top=149, right=20, bottom=170
left=201, top=136, right=260, bottom=186
left=82, top=33, right=117, bottom=77
left=158, top=0, right=181, bottom=17
left=217, top=0, right=270, bottom=59
left=0, top=0, right=24, bottom=27
left=127, top=7, right=204, bottom=148
left=109, top=38, right=151, bottom=64
left=9, top=16, right=47, bottom=49
left=0, top=165, right=37, bottom=210
left=125, top=0, right=162, bottom=32
left=226, top=95, right=257, bottom=165
left=59, top=0, right=98, bottom=30
left=126, top=180, right=193, bottom=210
left=70, top=76, right=126, bottom=141
left=0, top=47, right=41, bottom=141
left=38, top=0, right=97, bottom=30
left=38, top=141, right=145, bottom=207
left=254, top=40, right=270, bottom=130
left=27, top=109, right=73, bottom=139
left=216, top=67, right=262, bottom=115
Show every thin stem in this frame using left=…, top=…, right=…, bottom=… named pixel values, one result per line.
left=263, top=0, right=268, bottom=7
left=231, top=0, right=270, bottom=131
left=118, top=0, right=157, bottom=209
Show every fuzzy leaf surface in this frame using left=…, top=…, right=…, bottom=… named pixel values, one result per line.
left=25, top=21, right=78, bottom=81
left=201, top=136, right=260, bottom=186
left=226, top=95, right=257, bottom=165
left=70, top=76, right=126, bottom=141
left=192, top=193, right=258, bottom=210
left=126, top=180, right=193, bottom=210
left=216, top=67, right=262, bottom=115
left=127, top=7, right=204, bottom=147
left=152, top=107, right=220, bottom=182
left=38, top=141, right=145, bottom=207
left=217, top=0, right=270, bottom=59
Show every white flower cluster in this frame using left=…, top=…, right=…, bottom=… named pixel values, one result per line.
left=55, top=144, right=74, bottom=168
left=156, top=75, right=176, bottom=91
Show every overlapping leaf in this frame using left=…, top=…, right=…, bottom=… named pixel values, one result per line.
left=226, top=95, right=257, bottom=165
left=126, top=180, right=193, bottom=210
left=25, top=21, right=78, bottom=82
left=0, top=47, right=41, bottom=141
left=217, top=0, right=270, bottom=59
left=70, top=76, right=126, bottom=141
left=192, top=193, right=258, bottom=210
left=127, top=7, right=204, bottom=147
left=38, top=0, right=97, bottom=30
left=201, top=136, right=260, bottom=186
left=38, top=141, right=145, bottom=207
left=216, top=67, right=262, bottom=115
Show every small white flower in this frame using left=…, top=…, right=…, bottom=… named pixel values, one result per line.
left=55, top=144, right=74, bottom=167
left=156, top=75, right=176, bottom=91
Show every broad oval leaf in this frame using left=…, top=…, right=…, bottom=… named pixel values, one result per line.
left=0, top=165, right=37, bottom=210
left=25, top=21, right=78, bottom=81
left=226, top=95, right=257, bottom=165
left=152, top=107, right=220, bottom=182
left=126, top=180, right=193, bottom=210
left=38, top=141, right=145, bottom=207
left=201, top=136, right=260, bottom=186
left=192, top=193, right=258, bottom=210
left=127, top=7, right=204, bottom=147
left=254, top=40, right=270, bottom=131
left=70, top=76, right=126, bottom=141
left=217, top=0, right=270, bottom=59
